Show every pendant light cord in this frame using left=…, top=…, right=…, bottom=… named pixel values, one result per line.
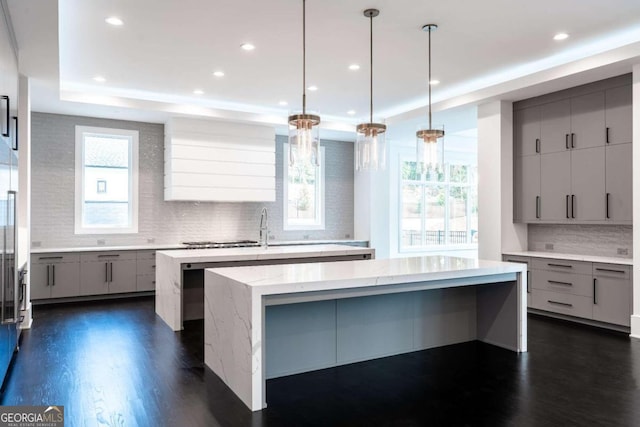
left=302, top=0, right=306, bottom=115
left=428, top=26, right=432, bottom=129
left=369, top=13, right=373, bottom=124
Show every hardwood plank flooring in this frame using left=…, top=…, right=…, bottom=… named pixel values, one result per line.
left=1, top=297, right=639, bottom=426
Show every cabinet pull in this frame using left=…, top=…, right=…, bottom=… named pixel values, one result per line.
left=46, top=265, right=50, bottom=287
left=606, top=127, right=610, bottom=144
left=594, top=267, right=625, bottom=274
left=593, top=278, right=597, bottom=305
left=152, top=281, right=156, bottom=284
left=105, top=262, right=109, bottom=282
left=606, top=193, right=610, bottom=219
left=571, top=194, right=575, bottom=219
left=535, top=138, right=540, bottom=153
left=110, top=262, right=113, bottom=283
left=527, top=271, right=531, bottom=293
left=1, top=96, right=9, bottom=138
left=98, top=254, right=120, bottom=258
left=565, top=134, right=569, bottom=149
left=571, top=133, right=575, bottom=148
left=52, top=265, right=55, bottom=286
left=11, top=116, right=17, bottom=151
left=548, top=300, right=573, bottom=308
left=536, top=196, right=540, bottom=219
left=548, top=280, right=572, bottom=286
left=566, top=195, right=569, bottom=219
left=548, top=263, right=572, bottom=268
left=39, top=256, right=63, bottom=260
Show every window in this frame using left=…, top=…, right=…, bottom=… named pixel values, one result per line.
left=400, top=161, right=477, bottom=251
left=283, top=144, right=325, bottom=230
left=75, top=126, right=139, bottom=234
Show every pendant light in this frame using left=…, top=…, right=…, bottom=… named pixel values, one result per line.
left=355, top=9, right=386, bottom=171
left=288, top=0, right=320, bottom=167
left=416, top=24, right=444, bottom=172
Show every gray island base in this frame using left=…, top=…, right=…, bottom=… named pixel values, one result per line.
left=204, top=256, right=527, bottom=411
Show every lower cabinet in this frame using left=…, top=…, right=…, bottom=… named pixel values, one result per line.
left=592, top=263, right=631, bottom=327
left=31, top=253, right=80, bottom=299
left=80, top=252, right=137, bottom=296
left=136, top=250, right=156, bottom=292
left=502, top=255, right=532, bottom=307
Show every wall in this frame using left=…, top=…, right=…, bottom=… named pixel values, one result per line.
left=31, top=113, right=354, bottom=248
left=528, top=224, right=632, bottom=258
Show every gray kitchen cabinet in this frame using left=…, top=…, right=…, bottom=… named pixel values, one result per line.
left=515, top=155, right=540, bottom=222
left=30, top=253, right=80, bottom=299
left=80, top=251, right=137, bottom=296
left=502, top=255, right=532, bottom=307
left=592, top=264, right=631, bottom=327
left=569, top=91, right=605, bottom=150
left=540, top=99, right=571, bottom=154
left=605, top=85, right=632, bottom=145
left=540, top=151, right=571, bottom=221
left=136, top=250, right=156, bottom=292
left=514, top=106, right=541, bottom=157
left=571, top=147, right=605, bottom=221
left=605, top=143, right=632, bottom=222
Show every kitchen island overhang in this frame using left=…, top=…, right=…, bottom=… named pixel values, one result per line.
left=204, top=256, right=527, bottom=411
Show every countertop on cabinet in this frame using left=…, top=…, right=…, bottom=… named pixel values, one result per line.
left=503, top=251, right=632, bottom=266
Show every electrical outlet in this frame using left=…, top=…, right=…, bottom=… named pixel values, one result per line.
left=617, top=248, right=629, bottom=255
left=303, top=234, right=310, bottom=240
left=345, top=234, right=351, bottom=239
left=97, top=239, right=106, bottom=245
left=147, top=238, right=155, bottom=243
left=545, top=243, right=554, bottom=250
left=31, top=241, right=41, bottom=248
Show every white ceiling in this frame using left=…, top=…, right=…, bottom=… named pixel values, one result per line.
left=6, top=0, right=640, bottom=140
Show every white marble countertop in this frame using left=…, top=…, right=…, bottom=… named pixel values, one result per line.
left=158, top=244, right=373, bottom=263
left=206, top=256, right=525, bottom=295
left=30, top=240, right=368, bottom=254
left=503, top=251, right=632, bottom=266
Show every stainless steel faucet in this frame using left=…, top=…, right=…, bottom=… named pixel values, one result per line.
left=259, top=207, right=268, bottom=248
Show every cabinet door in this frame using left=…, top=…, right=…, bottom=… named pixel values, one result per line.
left=605, top=86, right=632, bottom=145
left=570, top=91, right=605, bottom=150
left=571, top=147, right=605, bottom=221
left=49, top=262, right=81, bottom=298
left=80, top=262, right=110, bottom=296
left=136, top=275, right=155, bottom=292
left=540, top=151, right=571, bottom=220
left=30, top=263, right=51, bottom=300
left=517, top=155, right=541, bottom=222
left=605, top=143, right=632, bottom=222
left=515, top=106, right=541, bottom=157
left=540, top=99, right=571, bottom=154
left=109, top=259, right=137, bottom=294
left=593, top=276, right=631, bottom=326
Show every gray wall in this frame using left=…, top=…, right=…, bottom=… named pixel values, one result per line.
left=528, top=224, right=632, bottom=258
left=31, top=113, right=354, bottom=249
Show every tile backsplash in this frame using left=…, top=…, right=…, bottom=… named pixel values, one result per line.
left=528, top=224, right=632, bottom=258
left=31, top=113, right=354, bottom=249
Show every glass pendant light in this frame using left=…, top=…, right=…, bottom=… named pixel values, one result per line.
left=288, top=0, right=320, bottom=167
left=355, top=9, right=386, bottom=171
left=416, top=24, right=444, bottom=173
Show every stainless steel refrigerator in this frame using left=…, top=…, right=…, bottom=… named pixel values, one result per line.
left=0, top=106, right=18, bottom=385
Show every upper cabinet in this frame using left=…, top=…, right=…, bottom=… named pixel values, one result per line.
left=164, top=118, right=276, bottom=202
left=514, top=74, right=632, bottom=224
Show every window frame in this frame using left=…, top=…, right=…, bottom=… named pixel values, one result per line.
left=74, top=125, right=139, bottom=235
left=282, top=143, right=325, bottom=231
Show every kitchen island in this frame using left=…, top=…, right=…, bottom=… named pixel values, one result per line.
left=204, top=256, right=527, bottom=411
left=155, top=244, right=374, bottom=331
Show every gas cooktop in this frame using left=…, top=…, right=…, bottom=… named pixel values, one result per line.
left=182, top=240, right=260, bottom=249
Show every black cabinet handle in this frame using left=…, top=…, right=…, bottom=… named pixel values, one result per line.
left=548, top=263, right=572, bottom=268
left=46, top=265, right=50, bottom=287
left=39, top=256, right=63, bottom=260
left=11, top=116, right=17, bottom=151
left=606, top=193, right=610, bottom=219
left=566, top=195, right=569, bottom=218
left=593, top=278, right=597, bottom=305
left=606, top=127, right=610, bottom=144
left=565, top=133, right=569, bottom=149
left=527, top=271, right=531, bottom=293
left=98, top=254, right=120, bottom=258
left=536, top=196, right=540, bottom=219
left=548, top=300, right=573, bottom=308
left=535, top=138, right=540, bottom=153
left=595, top=267, right=626, bottom=274
left=110, top=262, right=113, bottom=283
left=52, top=265, right=55, bottom=286
left=571, top=133, right=575, bottom=148
left=548, top=280, right=573, bottom=286
left=105, top=262, right=109, bottom=282
left=1, top=96, right=9, bottom=138
left=571, top=194, right=575, bottom=218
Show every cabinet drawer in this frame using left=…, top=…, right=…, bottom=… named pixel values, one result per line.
left=137, top=275, right=155, bottom=292
left=137, top=250, right=156, bottom=260
left=532, top=270, right=593, bottom=297
left=592, top=263, right=631, bottom=280
left=503, top=255, right=530, bottom=265
left=531, top=289, right=593, bottom=319
left=531, top=258, right=592, bottom=275
left=80, top=251, right=137, bottom=262
left=33, top=253, right=80, bottom=264
left=137, top=258, right=156, bottom=276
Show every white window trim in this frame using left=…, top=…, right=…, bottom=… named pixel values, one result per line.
left=74, top=126, right=139, bottom=235
left=283, top=144, right=325, bottom=231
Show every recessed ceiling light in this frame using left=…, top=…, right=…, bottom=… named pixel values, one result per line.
left=93, top=76, right=106, bottom=83
left=348, top=64, right=360, bottom=71
left=213, top=71, right=225, bottom=77
left=553, top=32, right=569, bottom=41
left=241, top=43, right=255, bottom=51
left=105, top=16, right=124, bottom=26
left=429, top=79, right=440, bottom=85
left=193, top=89, right=204, bottom=95
left=307, top=85, right=318, bottom=91
left=278, top=101, right=288, bottom=106
left=347, top=110, right=356, bottom=115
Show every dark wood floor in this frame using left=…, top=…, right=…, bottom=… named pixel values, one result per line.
left=2, top=297, right=639, bottom=426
